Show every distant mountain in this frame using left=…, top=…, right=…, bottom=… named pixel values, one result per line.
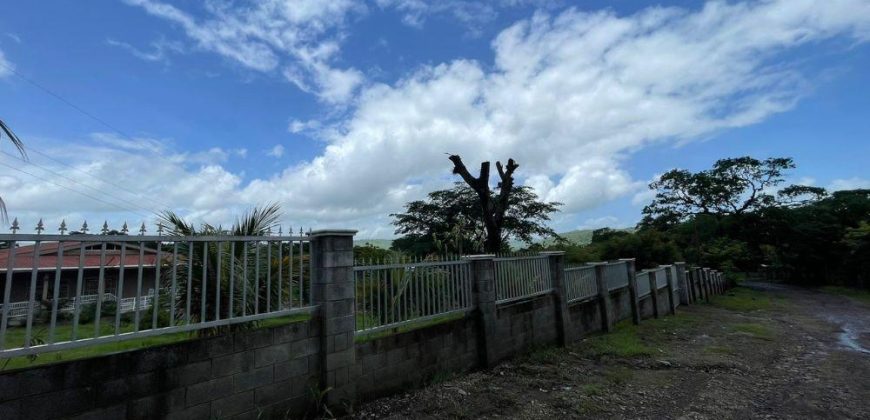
left=355, top=227, right=634, bottom=251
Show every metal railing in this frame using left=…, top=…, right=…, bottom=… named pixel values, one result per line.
left=494, top=254, right=552, bottom=304
left=0, top=222, right=313, bottom=358
left=636, top=270, right=651, bottom=297
left=655, top=267, right=668, bottom=289
left=354, top=257, right=473, bottom=334
left=564, top=265, right=597, bottom=303
left=605, top=261, right=629, bottom=291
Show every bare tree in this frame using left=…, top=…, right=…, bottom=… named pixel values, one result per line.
left=0, top=119, right=26, bottom=221
left=448, top=154, right=519, bottom=253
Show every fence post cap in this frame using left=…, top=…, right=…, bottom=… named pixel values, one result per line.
left=539, top=251, right=565, bottom=256
left=618, top=258, right=635, bottom=262
left=461, top=254, right=496, bottom=260
left=309, top=229, right=357, bottom=237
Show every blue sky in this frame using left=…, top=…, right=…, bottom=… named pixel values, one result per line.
left=1, top=0, right=869, bottom=239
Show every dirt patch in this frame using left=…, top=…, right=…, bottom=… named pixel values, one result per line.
left=348, top=283, right=870, bottom=419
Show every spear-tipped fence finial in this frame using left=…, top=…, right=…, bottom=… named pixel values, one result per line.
left=10, top=217, right=19, bottom=234
left=157, top=222, right=164, bottom=236
left=121, top=222, right=129, bottom=234
left=139, top=222, right=147, bottom=236
left=101, top=221, right=109, bottom=235
left=35, top=219, right=45, bottom=234
left=59, top=220, right=67, bottom=235
left=80, top=221, right=89, bottom=234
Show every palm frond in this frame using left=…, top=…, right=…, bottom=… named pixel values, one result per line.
left=0, top=119, right=26, bottom=160
left=234, top=202, right=282, bottom=235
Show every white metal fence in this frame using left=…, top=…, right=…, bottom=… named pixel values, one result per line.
left=605, top=261, right=630, bottom=291
left=494, top=254, right=552, bottom=304
left=353, top=257, right=473, bottom=334
left=0, top=222, right=313, bottom=358
left=564, top=265, right=597, bottom=303
left=655, top=267, right=668, bottom=289
left=636, top=270, right=651, bottom=297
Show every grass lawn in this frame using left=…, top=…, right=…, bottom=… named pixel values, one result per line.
left=711, top=286, right=775, bottom=312
left=820, top=286, right=870, bottom=305
left=1, top=312, right=310, bottom=370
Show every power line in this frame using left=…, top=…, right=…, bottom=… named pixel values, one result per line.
left=19, top=147, right=175, bottom=210
left=0, top=151, right=163, bottom=215
left=0, top=61, right=140, bottom=141
left=0, top=158, right=152, bottom=220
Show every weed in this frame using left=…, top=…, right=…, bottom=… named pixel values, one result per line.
left=581, top=383, right=605, bottom=396
left=820, top=286, right=870, bottom=305
left=603, top=366, right=633, bottom=385
left=704, top=345, right=736, bottom=355
left=712, top=287, right=772, bottom=312
left=582, top=322, right=653, bottom=359
left=527, top=345, right=562, bottom=364
left=731, top=323, right=774, bottom=340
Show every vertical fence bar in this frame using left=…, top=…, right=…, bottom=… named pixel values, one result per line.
left=0, top=240, right=16, bottom=350
left=254, top=242, right=260, bottom=314
left=93, top=242, right=107, bottom=339
left=24, top=240, right=41, bottom=348
left=277, top=240, right=282, bottom=310
left=215, top=241, right=222, bottom=321
left=201, top=242, right=208, bottom=322
left=49, top=242, right=64, bottom=344
left=170, top=242, right=178, bottom=326
left=71, top=242, right=86, bottom=340
left=186, top=241, right=193, bottom=325
left=135, top=242, right=145, bottom=332
left=114, top=243, right=127, bottom=335
left=266, top=241, right=272, bottom=313
left=229, top=242, right=236, bottom=318
left=242, top=241, right=248, bottom=317
left=152, top=239, right=162, bottom=330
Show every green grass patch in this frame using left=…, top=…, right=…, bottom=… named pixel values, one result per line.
left=712, top=286, right=772, bottom=312
left=704, top=345, right=736, bottom=355
left=581, top=383, right=605, bottom=396
left=730, top=323, right=774, bottom=341
left=820, top=286, right=870, bottom=305
left=1, top=313, right=310, bottom=371
left=525, top=345, right=563, bottom=364
left=582, top=321, right=654, bottom=359
left=603, top=366, right=633, bottom=385
left=354, top=311, right=466, bottom=343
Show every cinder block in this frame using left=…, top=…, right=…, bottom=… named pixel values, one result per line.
left=168, top=360, right=212, bottom=387
left=254, top=380, right=292, bottom=407
left=213, top=351, right=255, bottom=377
left=233, top=366, right=274, bottom=393
left=211, top=391, right=254, bottom=419
left=186, top=376, right=233, bottom=406
left=254, top=343, right=292, bottom=368
left=326, top=349, right=355, bottom=370
left=165, top=402, right=211, bottom=420
left=274, top=358, right=309, bottom=382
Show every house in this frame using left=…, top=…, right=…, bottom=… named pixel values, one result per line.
left=0, top=241, right=159, bottom=317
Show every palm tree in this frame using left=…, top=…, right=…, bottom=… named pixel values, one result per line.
left=157, top=203, right=303, bottom=335
left=0, top=119, right=26, bottom=221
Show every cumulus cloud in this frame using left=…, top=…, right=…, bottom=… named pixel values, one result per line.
left=829, top=177, right=870, bottom=191
left=267, top=144, right=285, bottom=158
left=8, top=1, right=870, bottom=238
left=124, top=0, right=365, bottom=103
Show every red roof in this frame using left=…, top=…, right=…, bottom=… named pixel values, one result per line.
left=0, top=241, right=159, bottom=271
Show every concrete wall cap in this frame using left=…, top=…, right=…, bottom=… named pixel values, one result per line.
left=539, top=251, right=566, bottom=256
left=310, top=229, right=358, bottom=237
left=461, top=254, right=496, bottom=260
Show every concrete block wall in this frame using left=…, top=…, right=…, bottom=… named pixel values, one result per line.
left=354, top=316, right=478, bottom=400
left=0, top=319, right=321, bottom=420
left=490, top=295, right=560, bottom=363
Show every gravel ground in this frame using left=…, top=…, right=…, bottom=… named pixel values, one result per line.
left=347, top=282, right=870, bottom=419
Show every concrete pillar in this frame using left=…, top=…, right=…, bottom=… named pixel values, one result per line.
left=542, top=252, right=570, bottom=345
left=661, top=266, right=677, bottom=315
left=647, top=271, right=660, bottom=319
left=310, top=229, right=357, bottom=408
left=702, top=268, right=712, bottom=302
left=593, top=263, right=614, bottom=333
left=620, top=258, right=641, bottom=325
left=675, top=262, right=690, bottom=305
left=465, top=254, right=498, bottom=368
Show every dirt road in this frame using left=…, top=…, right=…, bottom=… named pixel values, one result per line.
left=350, top=283, right=870, bottom=419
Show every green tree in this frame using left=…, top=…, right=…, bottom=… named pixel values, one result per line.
left=391, top=183, right=561, bottom=256
left=641, top=156, right=824, bottom=225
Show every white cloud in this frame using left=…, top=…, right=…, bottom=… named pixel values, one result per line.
left=124, top=0, right=365, bottom=103
left=6, top=0, right=870, bottom=238
left=829, top=177, right=870, bottom=191
left=0, top=48, right=13, bottom=78
left=267, top=144, right=285, bottom=158
left=376, top=0, right=559, bottom=33
left=105, top=37, right=184, bottom=63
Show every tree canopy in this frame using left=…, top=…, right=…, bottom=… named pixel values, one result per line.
left=641, top=156, right=825, bottom=225
left=391, top=182, right=561, bottom=256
